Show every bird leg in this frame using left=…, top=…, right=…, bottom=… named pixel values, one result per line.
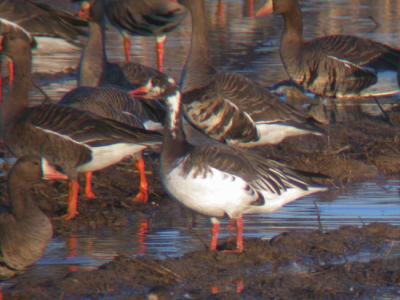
left=84, top=171, right=97, bottom=200
left=156, top=35, right=167, bottom=73
left=0, top=59, right=2, bottom=104
left=123, top=36, right=132, bottom=64
left=64, top=180, right=80, bottom=220
left=8, top=59, right=14, bottom=89
left=224, top=217, right=244, bottom=253
left=137, top=218, right=150, bottom=254
left=248, top=0, right=254, bottom=17
left=210, top=218, right=220, bottom=251
left=133, top=154, right=149, bottom=204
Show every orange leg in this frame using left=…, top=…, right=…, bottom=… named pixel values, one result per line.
left=8, top=59, right=14, bottom=88
left=67, top=235, right=79, bottom=273
left=224, top=217, right=244, bottom=253
left=210, top=220, right=220, bottom=251
left=236, top=279, right=245, bottom=294
left=217, top=0, right=226, bottom=22
left=84, top=172, right=96, bottom=200
left=248, top=0, right=254, bottom=18
left=65, top=180, right=80, bottom=220
left=123, top=36, right=132, bottom=64
left=0, top=59, right=3, bottom=104
left=133, top=155, right=149, bottom=204
left=137, top=218, right=150, bottom=254
left=156, top=35, right=166, bottom=73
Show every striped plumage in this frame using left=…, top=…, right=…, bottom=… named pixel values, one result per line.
left=0, top=156, right=66, bottom=279
left=0, top=0, right=87, bottom=46
left=0, top=20, right=162, bottom=219
left=257, top=0, right=400, bottom=98
left=60, top=86, right=161, bottom=130
left=160, top=87, right=327, bottom=252
left=77, top=0, right=171, bottom=121
left=181, top=0, right=323, bottom=146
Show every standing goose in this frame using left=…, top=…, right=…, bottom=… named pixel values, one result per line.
left=77, top=0, right=176, bottom=101
left=100, top=0, right=187, bottom=71
left=0, top=156, right=67, bottom=279
left=0, top=20, right=162, bottom=220
left=160, top=87, right=327, bottom=252
left=0, top=0, right=87, bottom=47
left=256, top=0, right=400, bottom=98
left=59, top=1, right=175, bottom=202
left=181, top=0, right=323, bottom=147
left=59, top=86, right=160, bottom=203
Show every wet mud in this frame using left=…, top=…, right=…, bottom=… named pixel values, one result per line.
left=3, top=223, right=400, bottom=299
left=1, top=104, right=400, bottom=298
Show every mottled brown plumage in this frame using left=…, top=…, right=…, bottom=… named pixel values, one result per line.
left=258, top=0, right=400, bottom=97
left=0, top=0, right=87, bottom=46
left=181, top=0, right=323, bottom=146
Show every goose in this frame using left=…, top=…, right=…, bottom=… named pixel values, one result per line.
left=0, top=20, right=162, bottom=220
left=159, top=86, right=327, bottom=252
left=0, top=156, right=67, bottom=279
left=77, top=0, right=176, bottom=101
left=0, top=0, right=87, bottom=47
left=256, top=0, right=400, bottom=98
left=181, top=0, right=323, bottom=147
left=97, top=0, right=187, bottom=70
left=59, top=0, right=178, bottom=202
left=59, top=86, right=161, bottom=203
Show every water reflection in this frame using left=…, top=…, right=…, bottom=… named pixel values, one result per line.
left=1, top=0, right=400, bottom=286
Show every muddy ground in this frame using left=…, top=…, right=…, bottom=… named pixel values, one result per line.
left=1, top=96, right=400, bottom=298
left=4, top=224, right=400, bottom=299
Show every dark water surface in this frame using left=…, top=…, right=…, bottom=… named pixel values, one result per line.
left=2, top=0, right=400, bottom=284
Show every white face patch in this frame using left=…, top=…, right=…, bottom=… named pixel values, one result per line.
left=41, top=157, right=49, bottom=176
left=166, top=90, right=182, bottom=138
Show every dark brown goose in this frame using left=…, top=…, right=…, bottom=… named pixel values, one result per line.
left=0, top=20, right=162, bottom=220
left=0, top=0, right=87, bottom=46
left=181, top=0, right=323, bottom=147
left=59, top=86, right=161, bottom=203
left=100, top=0, right=187, bottom=71
left=77, top=0, right=175, bottom=101
left=257, top=0, right=400, bottom=98
left=59, top=1, right=173, bottom=203
left=0, top=156, right=67, bottom=279
left=159, top=86, right=327, bottom=252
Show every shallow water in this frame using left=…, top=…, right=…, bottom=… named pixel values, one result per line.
left=3, top=0, right=400, bottom=285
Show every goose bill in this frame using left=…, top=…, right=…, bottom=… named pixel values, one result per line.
left=256, top=0, right=273, bottom=17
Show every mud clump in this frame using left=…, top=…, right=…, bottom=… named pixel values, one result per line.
left=4, top=223, right=400, bottom=299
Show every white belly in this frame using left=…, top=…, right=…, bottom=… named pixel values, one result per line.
left=78, top=143, right=145, bottom=172
left=239, top=123, right=319, bottom=146
left=164, top=163, right=259, bottom=219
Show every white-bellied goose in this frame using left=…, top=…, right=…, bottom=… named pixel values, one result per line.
left=0, top=20, right=162, bottom=220
left=257, top=0, right=400, bottom=98
left=181, top=0, right=323, bottom=147
left=58, top=1, right=173, bottom=203
left=0, top=0, right=87, bottom=47
left=59, top=86, right=162, bottom=203
left=0, top=156, right=67, bottom=279
left=159, top=86, right=327, bottom=252
left=99, top=0, right=187, bottom=70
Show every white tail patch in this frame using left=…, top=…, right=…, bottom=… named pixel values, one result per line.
left=360, top=71, right=400, bottom=97
left=245, top=186, right=327, bottom=214
left=239, top=123, right=321, bottom=146
left=77, top=143, right=146, bottom=172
